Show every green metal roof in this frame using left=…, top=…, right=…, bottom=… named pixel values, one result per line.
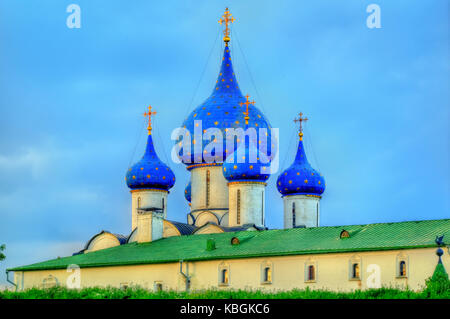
left=9, top=219, right=450, bottom=271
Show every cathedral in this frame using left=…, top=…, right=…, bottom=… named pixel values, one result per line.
left=8, top=9, right=449, bottom=292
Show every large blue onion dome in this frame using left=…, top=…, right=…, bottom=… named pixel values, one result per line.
left=184, top=181, right=191, bottom=202
left=222, top=118, right=271, bottom=182
left=277, top=133, right=325, bottom=196
left=177, top=43, right=273, bottom=166
left=126, top=133, right=175, bottom=191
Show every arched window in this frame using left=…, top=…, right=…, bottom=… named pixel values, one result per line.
left=137, top=197, right=141, bottom=209
left=264, top=267, right=272, bottom=282
left=221, top=269, right=228, bottom=284
left=399, top=261, right=407, bottom=277
left=155, top=283, right=163, bottom=292
left=352, top=263, right=360, bottom=279
left=308, top=265, right=315, bottom=281
left=340, top=230, right=350, bottom=239
left=42, top=276, right=58, bottom=288
left=292, top=202, right=296, bottom=227
left=206, top=170, right=210, bottom=207
left=162, top=198, right=165, bottom=211
left=237, top=189, right=241, bottom=224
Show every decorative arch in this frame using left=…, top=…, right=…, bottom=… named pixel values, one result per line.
left=187, top=213, right=195, bottom=225
left=42, top=275, right=59, bottom=288
left=194, top=211, right=220, bottom=227
left=193, top=222, right=224, bottom=235
left=84, top=231, right=122, bottom=253
left=218, top=212, right=229, bottom=226
left=163, top=220, right=182, bottom=238
left=127, top=228, right=137, bottom=243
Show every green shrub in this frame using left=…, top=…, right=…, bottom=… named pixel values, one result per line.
left=0, top=283, right=448, bottom=299
left=422, top=264, right=450, bottom=299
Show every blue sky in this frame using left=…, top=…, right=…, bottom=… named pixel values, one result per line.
left=0, top=0, right=448, bottom=286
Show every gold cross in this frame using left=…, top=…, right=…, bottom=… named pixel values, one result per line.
left=240, top=94, right=255, bottom=125
left=143, top=105, right=157, bottom=135
left=218, top=7, right=235, bottom=43
left=294, top=112, right=308, bottom=140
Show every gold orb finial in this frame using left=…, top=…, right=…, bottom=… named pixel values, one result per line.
left=218, top=7, right=235, bottom=44
left=294, top=112, right=308, bottom=140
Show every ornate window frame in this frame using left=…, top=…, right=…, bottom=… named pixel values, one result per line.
left=396, top=253, right=409, bottom=278
left=348, top=255, right=362, bottom=281
left=154, top=281, right=163, bottom=292
left=304, top=258, right=317, bottom=283
left=42, top=275, right=59, bottom=288
left=218, top=262, right=230, bottom=286
left=260, top=260, right=273, bottom=285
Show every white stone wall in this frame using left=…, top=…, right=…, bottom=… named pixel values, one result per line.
left=16, top=247, right=445, bottom=292
left=228, top=183, right=265, bottom=227
left=283, top=195, right=320, bottom=228
left=136, top=211, right=163, bottom=243
left=190, top=166, right=228, bottom=212
left=131, top=190, right=168, bottom=230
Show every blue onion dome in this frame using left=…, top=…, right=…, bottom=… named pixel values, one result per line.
left=184, top=181, right=191, bottom=202
left=126, top=133, right=175, bottom=191
left=177, top=43, right=273, bottom=167
left=222, top=122, right=271, bottom=183
left=277, top=133, right=325, bottom=196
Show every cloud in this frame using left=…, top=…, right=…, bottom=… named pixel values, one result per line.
left=0, top=147, right=50, bottom=180
left=0, top=240, right=84, bottom=286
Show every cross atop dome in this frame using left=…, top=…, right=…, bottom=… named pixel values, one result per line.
left=143, top=105, right=157, bottom=135
left=294, top=112, right=308, bottom=140
left=240, top=94, right=255, bottom=125
left=218, top=7, right=235, bottom=43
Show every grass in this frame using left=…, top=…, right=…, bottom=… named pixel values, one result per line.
left=0, top=285, right=448, bottom=299
left=1, top=272, right=448, bottom=299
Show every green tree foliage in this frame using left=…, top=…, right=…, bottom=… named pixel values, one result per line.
left=423, top=263, right=450, bottom=298
left=0, top=244, right=5, bottom=262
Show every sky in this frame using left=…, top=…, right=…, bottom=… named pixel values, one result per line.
left=0, top=0, right=448, bottom=286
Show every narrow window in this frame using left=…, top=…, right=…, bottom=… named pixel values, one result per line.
left=237, top=189, right=241, bottom=224
left=292, top=202, right=296, bottom=227
left=155, top=283, right=163, bottom=292
left=308, top=265, right=315, bottom=281
left=264, top=267, right=272, bottom=282
left=162, top=198, right=165, bottom=211
left=316, top=203, right=319, bottom=226
left=261, top=191, right=264, bottom=225
left=221, top=269, right=229, bottom=284
left=137, top=197, right=141, bottom=209
left=206, top=170, right=210, bottom=207
left=352, top=263, right=360, bottom=279
left=399, top=261, right=407, bottom=277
